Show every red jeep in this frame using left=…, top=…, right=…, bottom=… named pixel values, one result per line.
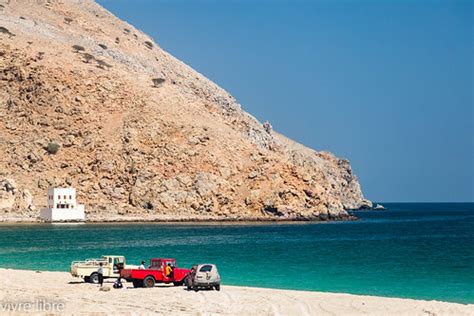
left=120, top=258, right=190, bottom=288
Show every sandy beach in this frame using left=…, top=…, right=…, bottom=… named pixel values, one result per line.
left=0, top=269, right=472, bottom=315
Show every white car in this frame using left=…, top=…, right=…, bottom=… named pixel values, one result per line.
left=185, top=264, right=221, bottom=291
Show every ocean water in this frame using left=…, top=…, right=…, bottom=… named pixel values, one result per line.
left=0, top=203, right=472, bottom=304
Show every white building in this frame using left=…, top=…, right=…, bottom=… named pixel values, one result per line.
left=40, top=188, right=85, bottom=221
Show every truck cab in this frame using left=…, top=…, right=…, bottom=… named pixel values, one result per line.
left=149, top=258, right=175, bottom=271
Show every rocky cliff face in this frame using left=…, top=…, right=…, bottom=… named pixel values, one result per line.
left=0, top=0, right=371, bottom=222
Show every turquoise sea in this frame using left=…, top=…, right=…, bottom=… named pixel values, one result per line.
left=0, top=203, right=473, bottom=304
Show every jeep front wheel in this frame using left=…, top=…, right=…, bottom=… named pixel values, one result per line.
left=143, top=276, right=155, bottom=288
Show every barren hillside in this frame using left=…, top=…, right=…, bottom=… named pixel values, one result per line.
left=0, top=0, right=371, bottom=221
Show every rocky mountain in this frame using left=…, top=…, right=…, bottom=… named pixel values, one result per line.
left=0, top=0, right=371, bottom=222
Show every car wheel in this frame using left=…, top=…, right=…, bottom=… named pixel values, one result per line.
left=143, top=276, right=155, bottom=288
left=215, top=284, right=220, bottom=291
left=193, top=285, right=199, bottom=292
left=89, top=273, right=99, bottom=284
left=84, top=276, right=90, bottom=283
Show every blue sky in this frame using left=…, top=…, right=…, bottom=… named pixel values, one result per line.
left=97, top=0, right=473, bottom=202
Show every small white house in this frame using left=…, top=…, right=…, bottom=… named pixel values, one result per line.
left=40, top=188, right=85, bottom=222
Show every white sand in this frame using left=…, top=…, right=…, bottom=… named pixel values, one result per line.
left=0, top=269, right=472, bottom=315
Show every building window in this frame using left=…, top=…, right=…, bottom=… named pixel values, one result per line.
left=69, top=195, right=72, bottom=199
left=58, top=195, right=60, bottom=200
left=64, top=195, right=66, bottom=199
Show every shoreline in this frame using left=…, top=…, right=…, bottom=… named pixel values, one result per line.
left=0, top=269, right=472, bottom=315
left=0, top=216, right=358, bottom=225
left=0, top=209, right=367, bottom=225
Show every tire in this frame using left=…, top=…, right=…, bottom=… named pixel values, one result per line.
left=193, top=285, right=199, bottom=292
left=215, top=284, right=220, bottom=291
left=143, top=276, right=155, bottom=288
left=89, top=273, right=99, bottom=284
left=84, top=276, right=90, bottom=283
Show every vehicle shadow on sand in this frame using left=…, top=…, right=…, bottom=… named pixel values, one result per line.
left=181, top=288, right=219, bottom=292
left=67, top=281, right=115, bottom=285
left=124, top=285, right=179, bottom=289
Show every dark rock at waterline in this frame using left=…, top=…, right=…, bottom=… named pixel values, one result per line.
left=319, top=213, right=329, bottom=221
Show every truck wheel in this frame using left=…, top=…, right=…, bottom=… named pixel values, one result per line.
left=214, top=284, right=220, bottom=291
left=143, top=276, right=155, bottom=288
left=89, top=273, right=99, bottom=284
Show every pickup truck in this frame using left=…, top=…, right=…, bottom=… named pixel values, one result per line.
left=71, top=255, right=138, bottom=283
left=120, top=258, right=190, bottom=288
